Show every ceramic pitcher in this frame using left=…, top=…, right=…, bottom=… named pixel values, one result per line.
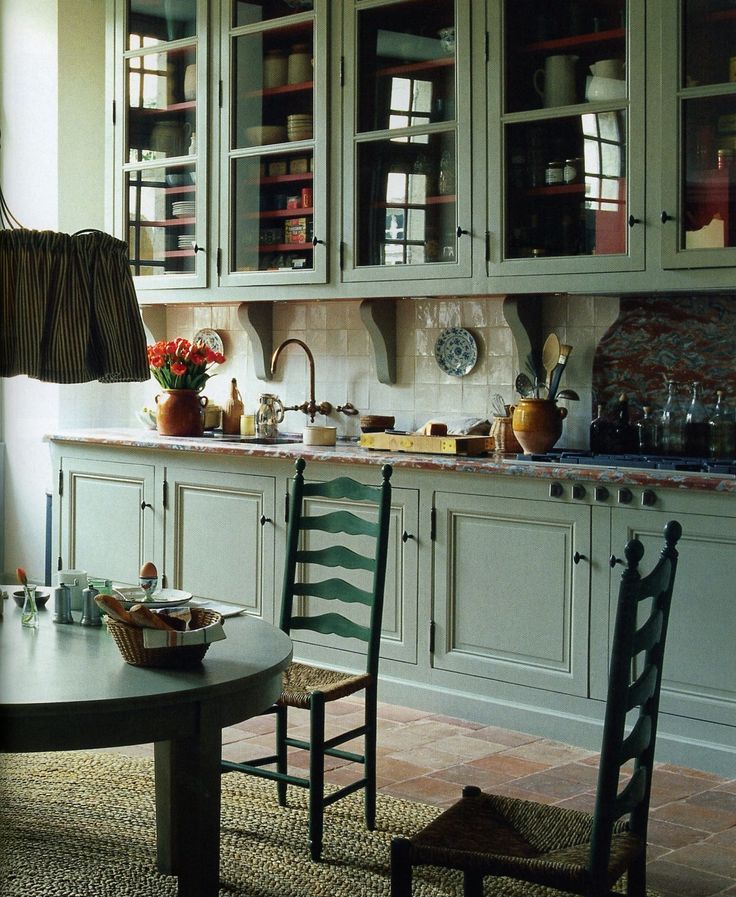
left=151, top=121, right=192, bottom=157
left=533, top=55, right=579, bottom=108
left=589, top=58, right=625, bottom=80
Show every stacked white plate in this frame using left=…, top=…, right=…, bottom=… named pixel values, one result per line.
left=177, top=234, right=195, bottom=249
left=172, top=201, right=196, bottom=218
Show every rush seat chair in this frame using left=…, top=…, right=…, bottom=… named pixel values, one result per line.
left=390, top=520, right=682, bottom=897
left=222, top=457, right=393, bottom=861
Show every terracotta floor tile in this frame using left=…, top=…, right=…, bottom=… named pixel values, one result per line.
left=467, top=752, right=550, bottom=779
left=710, top=828, right=736, bottom=848
left=652, top=801, right=736, bottom=834
left=381, top=775, right=466, bottom=806
left=429, top=733, right=505, bottom=762
left=464, top=726, right=539, bottom=747
left=426, top=713, right=484, bottom=730
left=664, top=842, right=736, bottom=878
left=504, top=738, right=597, bottom=766
left=427, top=762, right=528, bottom=791
left=646, top=858, right=733, bottom=897
left=647, top=817, right=712, bottom=849
left=385, top=745, right=470, bottom=770
left=376, top=704, right=432, bottom=724
left=506, top=771, right=591, bottom=801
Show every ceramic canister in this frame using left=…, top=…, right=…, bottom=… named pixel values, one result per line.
left=511, top=398, right=568, bottom=455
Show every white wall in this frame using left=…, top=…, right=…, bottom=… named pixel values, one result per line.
left=0, top=0, right=110, bottom=582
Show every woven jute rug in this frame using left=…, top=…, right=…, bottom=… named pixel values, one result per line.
left=0, top=752, right=662, bottom=897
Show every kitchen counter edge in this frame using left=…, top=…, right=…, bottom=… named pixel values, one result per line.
left=44, top=429, right=736, bottom=496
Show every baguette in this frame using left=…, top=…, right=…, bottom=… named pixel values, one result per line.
left=95, top=593, right=136, bottom=625
left=129, top=603, right=176, bottom=630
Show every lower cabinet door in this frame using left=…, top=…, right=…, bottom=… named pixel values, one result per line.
left=164, top=466, right=277, bottom=621
left=607, top=508, right=736, bottom=727
left=59, top=456, right=158, bottom=584
left=432, top=491, right=591, bottom=696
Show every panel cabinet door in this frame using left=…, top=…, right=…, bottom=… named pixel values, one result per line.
left=604, top=508, right=736, bottom=727
left=432, top=491, right=591, bottom=696
left=58, top=457, right=158, bottom=585
left=287, top=483, right=419, bottom=665
left=164, top=466, right=277, bottom=620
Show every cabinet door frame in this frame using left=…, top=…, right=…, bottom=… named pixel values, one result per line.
left=432, top=490, right=592, bottom=696
left=111, top=0, right=210, bottom=291
left=56, top=455, right=160, bottom=584
left=216, top=0, right=331, bottom=288
left=339, top=0, right=475, bottom=285
left=487, top=0, right=647, bottom=278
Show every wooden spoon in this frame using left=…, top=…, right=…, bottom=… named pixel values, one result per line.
left=542, top=333, right=561, bottom=390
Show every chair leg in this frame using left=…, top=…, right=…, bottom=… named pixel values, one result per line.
left=275, top=703, right=288, bottom=806
left=463, top=870, right=484, bottom=897
left=390, top=837, right=413, bottom=897
left=364, top=686, right=377, bottom=830
left=625, top=852, right=647, bottom=897
left=308, top=692, right=326, bottom=861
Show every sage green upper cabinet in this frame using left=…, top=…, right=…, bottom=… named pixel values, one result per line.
left=340, top=0, right=475, bottom=285
left=218, top=0, right=330, bottom=287
left=488, top=0, right=646, bottom=280
left=112, top=0, right=209, bottom=291
left=660, top=1, right=736, bottom=271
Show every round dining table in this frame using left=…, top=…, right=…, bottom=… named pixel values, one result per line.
left=0, top=600, right=292, bottom=897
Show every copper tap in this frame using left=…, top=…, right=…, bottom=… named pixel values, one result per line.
left=270, top=338, right=332, bottom=422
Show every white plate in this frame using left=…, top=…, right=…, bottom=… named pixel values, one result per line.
left=112, top=587, right=193, bottom=609
left=193, top=328, right=224, bottom=355
left=434, top=327, right=478, bottom=377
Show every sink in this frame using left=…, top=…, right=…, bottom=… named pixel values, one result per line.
left=218, top=435, right=302, bottom=445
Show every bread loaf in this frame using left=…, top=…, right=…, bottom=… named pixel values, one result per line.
left=129, top=604, right=176, bottom=630
left=95, top=594, right=136, bottom=625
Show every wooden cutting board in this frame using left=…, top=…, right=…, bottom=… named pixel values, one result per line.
left=359, top=432, right=495, bottom=455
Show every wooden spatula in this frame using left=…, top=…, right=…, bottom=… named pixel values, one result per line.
left=542, top=333, right=561, bottom=391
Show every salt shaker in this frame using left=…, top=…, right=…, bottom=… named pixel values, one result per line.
left=80, top=586, right=102, bottom=627
left=53, top=584, right=74, bottom=624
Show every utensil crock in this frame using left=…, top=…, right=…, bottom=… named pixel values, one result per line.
left=511, top=398, right=567, bottom=454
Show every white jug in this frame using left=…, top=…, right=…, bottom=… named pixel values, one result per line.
left=533, top=55, right=579, bottom=108
left=589, top=58, right=625, bottom=81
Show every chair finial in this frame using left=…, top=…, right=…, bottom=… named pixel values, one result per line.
left=295, top=458, right=306, bottom=475
left=664, top=519, right=682, bottom=549
left=624, top=538, right=645, bottom=571
left=381, top=464, right=393, bottom=482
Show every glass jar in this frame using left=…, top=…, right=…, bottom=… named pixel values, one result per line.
left=544, top=160, right=565, bottom=185
left=709, top=390, right=736, bottom=458
left=684, top=381, right=709, bottom=456
left=660, top=380, right=684, bottom=455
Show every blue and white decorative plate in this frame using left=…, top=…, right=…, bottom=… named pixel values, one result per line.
left=193, top=328, right=224, bottom=355
left=434, top=327, right=478, bottom=377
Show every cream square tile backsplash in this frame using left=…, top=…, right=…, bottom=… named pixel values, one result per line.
left=155, top=295, right=613, bottom=448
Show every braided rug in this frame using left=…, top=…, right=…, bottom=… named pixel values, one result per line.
left=0, top=752, right=662, bottom=897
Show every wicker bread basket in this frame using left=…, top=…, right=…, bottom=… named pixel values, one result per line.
left=107, top=607, right=223, bottom=668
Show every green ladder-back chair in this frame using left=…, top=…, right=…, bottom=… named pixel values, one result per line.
left=391, top=520, right=682, bottom=897
left=222, top=458, right=393, bottom=861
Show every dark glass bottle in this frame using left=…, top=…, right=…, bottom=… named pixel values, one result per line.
left=660, top=379, right=684, bottom=455
left=684, top=381, right=709, bottom=457
left=636, top=406, right=659, bottom=454
left=610, top=394, right=637, bottom=453
left=590, top=404, right=612, bottom=453
left=709, top=391, right=736, bottom=458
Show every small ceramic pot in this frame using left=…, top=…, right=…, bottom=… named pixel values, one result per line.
left=511, top=398, right=568, bottom=455
left=155, top=389, right=208, bottom=437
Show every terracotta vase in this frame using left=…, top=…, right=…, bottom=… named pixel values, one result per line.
left=511, top=398, right=568, bottom=455
left=155, top=389, right=208, bottom=437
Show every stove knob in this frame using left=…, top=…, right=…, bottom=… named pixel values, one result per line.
left=549, top=482, right=564, bottom=498
left=641, top=489, right=657, bottom=507
left=618, top=488, right=633, bottom=504
left=572, top=484, right=586, bottom=500
left=594, top=486, right=610, bottom=502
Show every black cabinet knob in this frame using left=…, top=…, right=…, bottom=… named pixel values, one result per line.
left=549, top=482, right=563, bottom=498
left=618, top=488, right=633, bottom=504
left=572, top=484, right=586, bottom=500
left=609, top=554, right=625, bottom=568
left=401, top=531, right=415, bottom=543
left=259, top=515, right=272, bottom=526
left=594, top=486, right=609, bottom=502
left=456, top=226, right=470, bottom=238
left=140, top=501, right=153, bottom=510
left=641, top=489, right=657, bottom=507
left=312, top=236, right=326, bottom=247
left=661, top=211, right=673, bottom=223
left=573, top=551, right=587, bottom=565
left=628, top=215, right=642, bottom=227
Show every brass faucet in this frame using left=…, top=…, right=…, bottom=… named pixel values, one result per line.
left=270, top=338, right=333, bottom=423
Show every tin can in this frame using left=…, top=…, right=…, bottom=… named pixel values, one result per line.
left=301, top=186, right=313, bottom=208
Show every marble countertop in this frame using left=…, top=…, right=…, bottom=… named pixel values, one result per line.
left=45, top=428, right=736, bottom=496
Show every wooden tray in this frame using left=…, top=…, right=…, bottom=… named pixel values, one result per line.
left=359, top=432, right=495, bottom=455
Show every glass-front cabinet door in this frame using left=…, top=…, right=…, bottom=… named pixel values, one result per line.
left=661, top=2, right=736, bottom=269
left=116, top=0, right=207, bottom=288
left=342, top=0, right=472, bottom=283
left=219, top=0, right=328, bottom=286
left=491, top=0, right=644, bottom=276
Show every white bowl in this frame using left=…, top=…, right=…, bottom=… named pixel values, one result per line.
left=302, top=425, right=337, bottom=446
left=247, top=125, right=287, bottom=146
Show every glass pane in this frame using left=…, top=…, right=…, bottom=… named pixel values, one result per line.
left=127, top=47, right=197, bottom=162
left=128, top=0, right=196, bottom=48
left=231, top=151, right=314, bottom=273
left=683, top=1, right=736, bottom=89
left=233, top=0, right=313, bottom=28
left=505, top=0, right=626, bottom=114
left=505, top=113, right=627, bottom=259
left=682, top=95, right=736, bottom=251
left=232, top=27, right=313, bottom=150
left=127, top=164, right=197, bottom=277
left=355, top=132, right=456, bottom=266
left=357, top=0, right=456, bottom=133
